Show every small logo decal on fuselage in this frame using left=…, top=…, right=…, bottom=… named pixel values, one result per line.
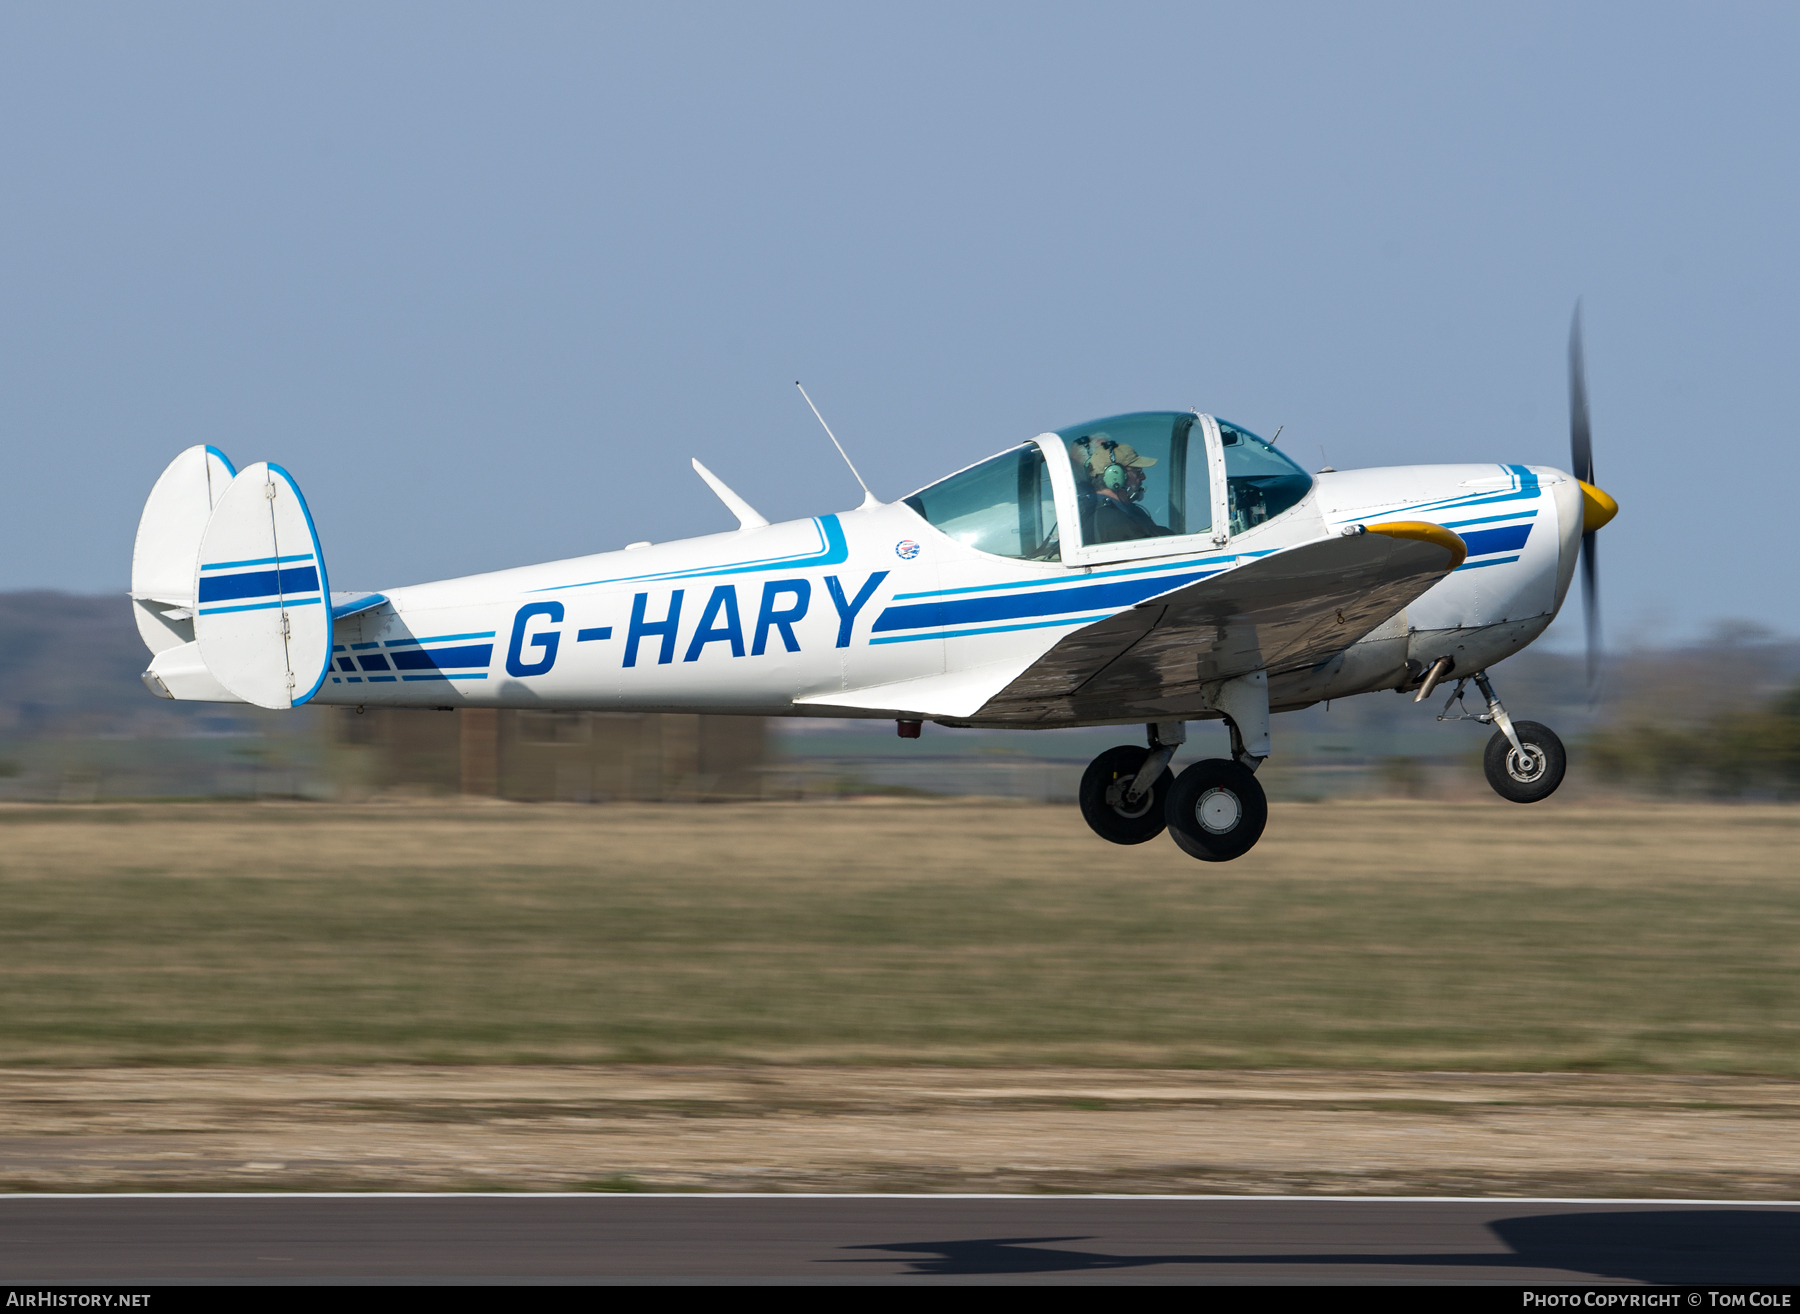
left=895, top=540, right=920, bottom=560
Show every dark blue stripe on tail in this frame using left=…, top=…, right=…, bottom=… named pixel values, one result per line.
left=197, top=565, right=321, bottom=603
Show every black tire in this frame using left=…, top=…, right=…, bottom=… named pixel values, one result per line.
left=1078, top=745, right=1173, bottom=845
left=1164, top=758, right=1268, bottom=862
left=1483, top=720, right=1566, bottom=803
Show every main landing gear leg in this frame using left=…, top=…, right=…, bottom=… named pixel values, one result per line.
left=1216, top=669, right=1270, bottom=773
left=1165, top=671, right=1271, bottom=863
left=1470, top=670, right=1567, bottom=804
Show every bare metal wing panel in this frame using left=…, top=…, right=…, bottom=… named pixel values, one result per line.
left=969, top=530, right=1460, bottom=725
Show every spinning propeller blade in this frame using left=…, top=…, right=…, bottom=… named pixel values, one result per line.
left=1569, top=302, right=1602, bottom=704
left=1569, top=302, right=1593, bottom=487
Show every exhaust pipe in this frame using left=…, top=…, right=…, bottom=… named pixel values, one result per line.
left=1413, top=655, right=1455, bottom=703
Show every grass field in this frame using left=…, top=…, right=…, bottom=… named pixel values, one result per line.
left=1, top=798, right=1796, bottom=1072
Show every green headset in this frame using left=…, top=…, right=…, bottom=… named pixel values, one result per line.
left=1098, top=438, right=1128, bottom=490
left=1075, top=434, right=1132, bottom=493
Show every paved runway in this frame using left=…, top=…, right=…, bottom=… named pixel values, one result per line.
left=3, top=1196, right=1798, bottom=1284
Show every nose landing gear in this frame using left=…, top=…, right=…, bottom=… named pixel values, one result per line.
left=1438, top=670, right=1568, bottom=804
left=1484, top=721, right=1566, bottom=803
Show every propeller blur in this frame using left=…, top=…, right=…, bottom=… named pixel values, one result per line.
left=1568, top=302, right=1618, bottom=705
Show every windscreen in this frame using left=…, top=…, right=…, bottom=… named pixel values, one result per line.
left=1219, top=420, right=1312, bottom=533
left=902, top=443, right=1060, bottom=560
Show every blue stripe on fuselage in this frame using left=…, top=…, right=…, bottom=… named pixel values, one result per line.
left=1441, top=509, right=1538, bottom=529
left=869, top=613, right=1115, bottom=644
left=871, top=566, right=1225, bottom=635
left=889, top=550, right=1263, bottom=601
left=389, top=644, right=494, bottom=672
left=1458, top=523, right=1533, bottom=557
left=1336, top=465, right=1545, bottom=522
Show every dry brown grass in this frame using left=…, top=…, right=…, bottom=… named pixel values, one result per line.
left=5, top=1065, right=1800, bottom=1196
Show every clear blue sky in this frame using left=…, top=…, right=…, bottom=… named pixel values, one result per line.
left=2, top=2, right=1794, bottom=648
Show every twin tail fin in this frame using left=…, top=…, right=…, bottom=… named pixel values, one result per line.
left=132, top=447, right=337, bottom=710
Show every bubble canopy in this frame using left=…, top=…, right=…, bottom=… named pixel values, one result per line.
left=902, top=412, right=1313, bottom=560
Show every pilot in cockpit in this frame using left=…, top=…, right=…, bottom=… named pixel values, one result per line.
left=1071, top=434, right=1172, bottom=543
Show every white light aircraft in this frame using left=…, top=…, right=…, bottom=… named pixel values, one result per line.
left=130, top=315, right=1618, bottom=861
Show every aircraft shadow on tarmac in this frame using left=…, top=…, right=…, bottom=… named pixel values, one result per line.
left=835, top=1211, right=1800, bottom=1282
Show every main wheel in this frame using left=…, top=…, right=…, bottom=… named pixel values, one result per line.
left=1078, top=745, right=1174, bottom=845
left=1164, top=758, right=1268, bottom=862
left=1483, top=720, right=1566, bottom=803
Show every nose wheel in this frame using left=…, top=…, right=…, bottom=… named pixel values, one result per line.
left=1482, top=720, right=1567, bottom=803
left=1437, top=670, right=1569, bottom=804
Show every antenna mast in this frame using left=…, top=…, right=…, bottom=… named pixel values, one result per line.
left=796, top=382, right=878, bottom=510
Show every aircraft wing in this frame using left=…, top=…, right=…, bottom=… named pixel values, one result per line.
left=969, top=523, right=1462, bottom=724
left=802, top=523, right=1462, bottom=724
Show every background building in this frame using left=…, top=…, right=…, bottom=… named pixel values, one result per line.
left=326, top=706, right=767, bottom=802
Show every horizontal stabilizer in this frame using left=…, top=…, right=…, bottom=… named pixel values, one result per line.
left=131, top=445, right=236, bottom=654
left=141, top=641, right=245, bottom=704
left=193, top=462, right=333, bottom=710
left=331, top=591, right=388, bottom=619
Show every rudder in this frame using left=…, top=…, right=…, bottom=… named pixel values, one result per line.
left=193, top=462, right=333, bottom=710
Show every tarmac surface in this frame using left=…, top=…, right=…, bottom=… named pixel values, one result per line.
left=3, top=1195, right=1799, bottom=1284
